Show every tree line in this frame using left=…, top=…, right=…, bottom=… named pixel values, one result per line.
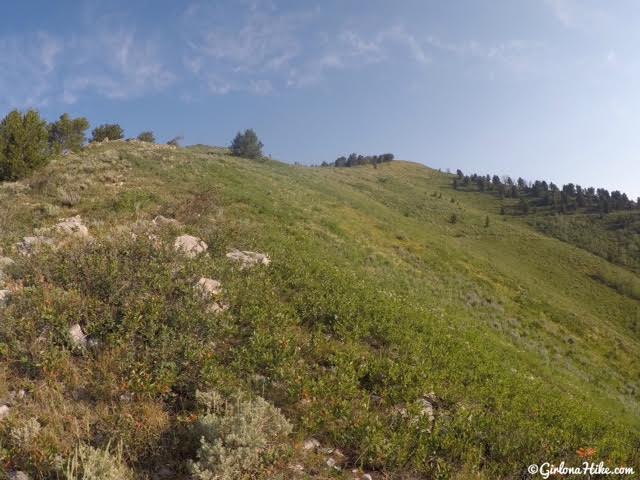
left=0, top=107, right=267, bottom=182
left=452, top=169, right=639, bottom=215
left=320, top=152, right=395, bottom=168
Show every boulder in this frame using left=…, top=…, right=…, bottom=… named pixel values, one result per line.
left=153, top=215, right=181, bottom=227
left=8, top=471, right=31, bottom=480
left=0, top=404, right=10, bottom=420
left=0, top=289, right=10, bottom=307
left=69, top=323, right=87, bottom=348
left=17, top=236, right=53, bottom=256
left=226, top=249, right=271, bottom=269
left=55, top=215, right=90, bottom=238
left=207, top=301, right=229, bottom=315
left=303, top=438, right=320, bottom=450
left=174, top=235, right=207, bottom=258
left=196, top=277, right=222, bottom=298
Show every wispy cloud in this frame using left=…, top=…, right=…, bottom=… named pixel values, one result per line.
left=544, top=0, right=613, bottom=30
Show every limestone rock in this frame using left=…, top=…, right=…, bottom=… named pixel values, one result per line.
left=0, top=289, right=10, bottom=307
left=69, top=323, right=87, bottom=348
left=226, top=249, right=271, bottom=269
left=55, top=215, right=90, bottom=238
left=153, top=215, right=181, bottom=227
left=0, top=404, right=10, bottom=420
left=196, top=277, right=222, bottom=298
left=17, top=236, right=53, bottom=256
left=174, top=235, right=207, bottom=258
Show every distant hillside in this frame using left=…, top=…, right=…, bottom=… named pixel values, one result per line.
left=452, top=171, right=640, bottom=272
left=0, top=141, right=639, bottom=479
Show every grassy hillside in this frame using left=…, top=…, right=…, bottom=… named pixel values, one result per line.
left=0, top=141, right=639, bottom=479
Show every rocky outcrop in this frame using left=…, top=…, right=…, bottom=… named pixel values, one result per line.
left=174, top=235, right=208, bottom=258
left=226, top=249, right=271, bottom=269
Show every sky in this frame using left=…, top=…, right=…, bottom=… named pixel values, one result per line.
left=1, top=0, right=639, bottom=198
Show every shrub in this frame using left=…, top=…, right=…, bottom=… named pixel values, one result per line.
left=90, top=124, right=124, bottom=143
left=167, top=136, right=183, bottom=147
left=49, top=113, right=90, bottom=153
left=190, top=390, right=292, bottom=480
left=0, top=109, right=51, bottom=181
left=137, top=131, right=155, bottom=143
left=449, top=213, right=458, bottom=224
left=64, top=442, right=133, bottom=480
left=230, top=129, right=263, bottom=160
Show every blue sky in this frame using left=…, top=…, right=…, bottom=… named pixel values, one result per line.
left=1, top=1, right=639, bottom=197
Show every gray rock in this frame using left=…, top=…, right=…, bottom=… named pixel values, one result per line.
left=0, top=404, right=10, bottom=420
left=153, top=215, right=181, bottom=227
left=17, top=236, right=53, bottom=256
left=196, top=277, right=222, bottom=298
left=55, top=215, right=90, bottom=238
left=8, top=471, right=30, bottom=480
left=207, top=301, right=229, bottom=315
left=226, top=249, right=271, bottom=269
left=303, top=438, right=320, bottom=450
left=174, top=235, right=207, bottom=258
left=0, top=289, right=10, bottom=306
left=69, top=323, right=87, bottom=348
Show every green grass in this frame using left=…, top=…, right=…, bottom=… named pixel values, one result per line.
left=0, top=142, right=639, bottom=479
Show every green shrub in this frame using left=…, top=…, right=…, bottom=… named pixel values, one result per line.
left=190, top=390, right=292, bottom=480
left=0, top=109, right=51, bottom=181
left=90, top=124, right=124, bottom=143
left=230, top=129, right=263, bottom=160
left=137, top=131, right=155, bottom=143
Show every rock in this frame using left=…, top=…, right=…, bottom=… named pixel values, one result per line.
left=17, top=236, right=53, bottom=256
left=363, top=474, right=373, bottom=480
left=69, top=323, right=87, bottom=348
left=8, top=471, right=30, bottom=480
left=325, top=457, right=340, bottom=470
left=207, top=301, right=229, bottom=315
left=289, top=464, right=304, bottom=472
left=416, top=397, right=435, bottom=423
left=303, top=438, right=320, bottom=450
left=153, top=215, right=180, bottom=227
left=196, top=277, right=222, bottom=298
left=174, top=235, right=207, bottom=258
left=55, top=215, right=90, bottom=238
left=0, top=289, right=10, bottom=307
left=0, top=256, right=14, bottom=269
left=0, top=404, right=10, bottom=420
left=226, top=249, right=271, bottom=269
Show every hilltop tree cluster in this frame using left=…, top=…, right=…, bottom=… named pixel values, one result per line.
left=321, top=152, right=395, bottom=168
left=0, top=108, right=179, bottom=181
left=453, top=169, right=639, bottom=215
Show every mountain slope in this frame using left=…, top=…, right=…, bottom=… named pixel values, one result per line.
left=0, top=141, right=638, bottom=479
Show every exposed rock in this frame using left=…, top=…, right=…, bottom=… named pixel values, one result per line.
left=0, top=289, right=10, bottom=307
left=174, top=235, right=207, bottom=258
left=55, top=215, right=90, bottom=238
left=0, top=256, right=14, bottom=269
left=0, top=404, right=10, bottom=420
left=17, top=236, right=53, bottom=256
left=226, top=249, right=271, bottom=269
left=196, top=277, right=222, bottom=298
left=416, top=397, right=435, bottom=424
left=303, top=438, right=320, bottom=450
left=69, top=323, right=87, bottom=348
left=8, top=471, right=30, bottom=480
left=207, top=301, right=229, bottom=315
left=153, top=215, right=181, bottom=227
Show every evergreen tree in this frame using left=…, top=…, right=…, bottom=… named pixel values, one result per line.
left=48, top=113, right=89, bottom=153
left=0, top=109, right=51, bottom=181
left=230, top=129, right=264, bottom=159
